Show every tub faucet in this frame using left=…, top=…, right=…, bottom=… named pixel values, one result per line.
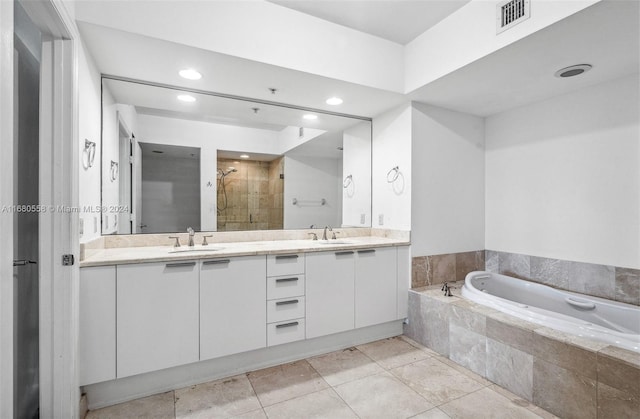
left=442, top=283, right=453, bottom=297
left=322, top=225, right=332, bottom=240
left=187, top=227, right=195, bottom=247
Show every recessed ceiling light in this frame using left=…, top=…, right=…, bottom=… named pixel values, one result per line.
left=554, top=64, right=592, bottom=78
left=326, top=97, right=343, bottom=105
left=179, top=69, right=202, bottom=80
left=177, top=94, right=196, bottom=103
left=303, top=114, right=318, bottom=120
left=240, top=154, right=250, bottom=159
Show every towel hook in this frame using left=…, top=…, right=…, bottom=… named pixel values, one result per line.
left=110, top=160, right=119, bottom=182
left=386, top=166, right=400, bottom=183
left=82, top=139, right=96, bottom=169
left=343, top=174, right=353, bottom=188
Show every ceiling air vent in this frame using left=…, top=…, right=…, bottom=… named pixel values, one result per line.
left=497, top=0, right=530, bottom=34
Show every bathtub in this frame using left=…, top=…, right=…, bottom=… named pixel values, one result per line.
left=462, top=271, right=640, bottom=353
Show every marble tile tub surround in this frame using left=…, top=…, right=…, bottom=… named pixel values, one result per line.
left=85, top=336, right=556, bottom=419
left=412, top=251, right=485, bottom=288
left=405, top=284, right=640, bottom=419
left=486, top=250, right=640, bottom=306
left=80, top=228, right=410, bottom=261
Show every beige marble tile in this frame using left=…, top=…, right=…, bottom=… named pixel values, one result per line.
left=498, top=252, right=530, bottom=279
left=532, top=358, right=596, bottom=419
left=486, top=338, right=533, bottom=401
left=439, top=387, right=542, bottom=419
left=175, top=374, right=261, bottom=418
left=431, top=253, right=457, bottom=285
left=246, top=360, right=329, bottom=407
left=433, top=356, right=492, bottom=386
left=307, top=347, right=384, bottom=386
left=455, top=251, right=485, bottom=282
left=449, top=324, right=486, bottom=377
left=334, top=371, right=433, bottom=419
left=390, top=357, right=485, bottom=405
left=231, top=409, right=267, bottom=419
left=399, top=335, right=440, bottom=357
left=86, top=391, right=175, bottom=419
left=356, top=336, right=430, bottom=369
left=597, top=382, right=640, bottom=419
left=409, top=407, right=451, bottom=418
left=263, top=388, right=357, bottom=419
left=597, top=345, right=640, bottom=398
left=486, top=314, right=536, bottom=354
left=532, top=327, right=598, bottom=379
left=488, top=385, right=559, bottom=419
left=614, top=267, right=640, bottom=305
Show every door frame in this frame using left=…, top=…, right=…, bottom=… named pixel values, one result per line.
left=1, top=0, right=80, bottom=417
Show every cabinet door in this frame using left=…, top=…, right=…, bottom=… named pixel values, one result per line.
left=117, top=261, right=199, bottom=378
left=79, top=266, right=116, bottom=385
left=306, top=251, right=355, bottom=338
left=355, top=247, right=397, bottom=328
left=200, top=256, right=266, bottom=360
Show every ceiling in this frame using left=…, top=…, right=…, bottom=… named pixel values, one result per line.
left=267, top=0, right=472, bottom=45
left=409, top=0, right=640, bottom=116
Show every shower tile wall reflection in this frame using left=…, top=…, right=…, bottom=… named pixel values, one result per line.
left=217, top=158, right=283, bottom=231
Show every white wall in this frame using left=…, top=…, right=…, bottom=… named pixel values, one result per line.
left=73, top=0, right=403, bottom=92
left=411, top=103, right=485, bottom=256
left=342, top=122, right=371, bottom=227
left=77, top=37, right=102, bottom=243
left=485, top=75, right=640, bottom=269
left=372, top=104, right=412, bottom=230
left=404, top=0, right=599, bottom=93
left=283, top=156, right=342, bottom=230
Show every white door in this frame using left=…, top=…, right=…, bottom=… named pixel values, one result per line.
left=305, top=251, right=355, bottom=338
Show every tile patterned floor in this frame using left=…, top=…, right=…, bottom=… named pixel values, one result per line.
left=86, top=336, right=558, bottom=419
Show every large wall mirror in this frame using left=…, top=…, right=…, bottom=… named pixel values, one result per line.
left=101, top=77, right=372, bottom=235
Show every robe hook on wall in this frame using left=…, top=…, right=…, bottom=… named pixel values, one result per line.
left=82, top=139, right=96, bottom=169
left=343, top=174, right=353, bottom=188
left=386, top=166, right=400, bottom=183
left=110, top=160, right=119, bottom=182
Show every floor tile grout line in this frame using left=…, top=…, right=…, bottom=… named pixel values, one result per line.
left=245, top=371, right=267, bottom=411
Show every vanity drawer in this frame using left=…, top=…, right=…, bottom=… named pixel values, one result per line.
left=267, top=274, right=305, bottom=300
left=267, top=297, right=305, bottom=323
left=267, top=318, right=305, bottom=347
left=267, top=253, right=305, bottom=277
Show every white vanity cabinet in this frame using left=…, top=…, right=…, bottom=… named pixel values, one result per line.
left=200, top=256, right=266, bottom=360
left=305, top=251, right=356, bottom=338
left=116, top=261, right=199, bottom=378
left=79, top=266, right=116, bottom=386
left=355, top=247, right=398, bottom=328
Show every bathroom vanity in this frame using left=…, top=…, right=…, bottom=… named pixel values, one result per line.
left=78, top=232, right=410, bottom=408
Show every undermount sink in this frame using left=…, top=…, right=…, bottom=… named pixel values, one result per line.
left=168, top=247, right=224, bottom=253
left=315, top=240, right=353, bottom=245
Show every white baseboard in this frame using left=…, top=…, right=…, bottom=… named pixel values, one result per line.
left=83, top=321, right=403, bottom=410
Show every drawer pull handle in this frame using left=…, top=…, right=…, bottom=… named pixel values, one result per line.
left=335, top=251, right=354, bottom=256
left=276, top=321, right=299, bottom=329
left=275, top=277, right=299, bottom=283
left=276, top=299, right=299, bottom=306
left=203, top=259, right=231, bottom=265
left=165, top=262, right=196, bottom=268
left=275, top=254, right=299, bottom=260
left=358, top=249, right=376, bottom=254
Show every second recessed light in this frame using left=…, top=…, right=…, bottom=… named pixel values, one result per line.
left=326, top=97, right=343, bottom=105
left=303, top=114, right=318, bottom=120
left=177, top=94, right=196, bottom=103
left=179, top=69, right=202, bottom=80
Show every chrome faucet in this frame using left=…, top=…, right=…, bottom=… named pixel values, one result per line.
left=322, top=225, right=332, bottom=240
left=187, top=227, right=195, bottom=247
left=442, top=282, right=453, bottom=297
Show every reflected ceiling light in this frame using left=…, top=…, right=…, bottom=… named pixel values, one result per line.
left=179, top=69, right=202, bottom=80
left=303, top=114, right=318, bottom=120
left=177, top=94, right=196, bottom=102
left=554, top=64, right=592, bottom=78
left=240, top=154, right=250, bottom=159
left=326, top=97, right=343, bottom=105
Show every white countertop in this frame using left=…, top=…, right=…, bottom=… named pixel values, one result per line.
left=80, top=236, right=410, bottom=267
